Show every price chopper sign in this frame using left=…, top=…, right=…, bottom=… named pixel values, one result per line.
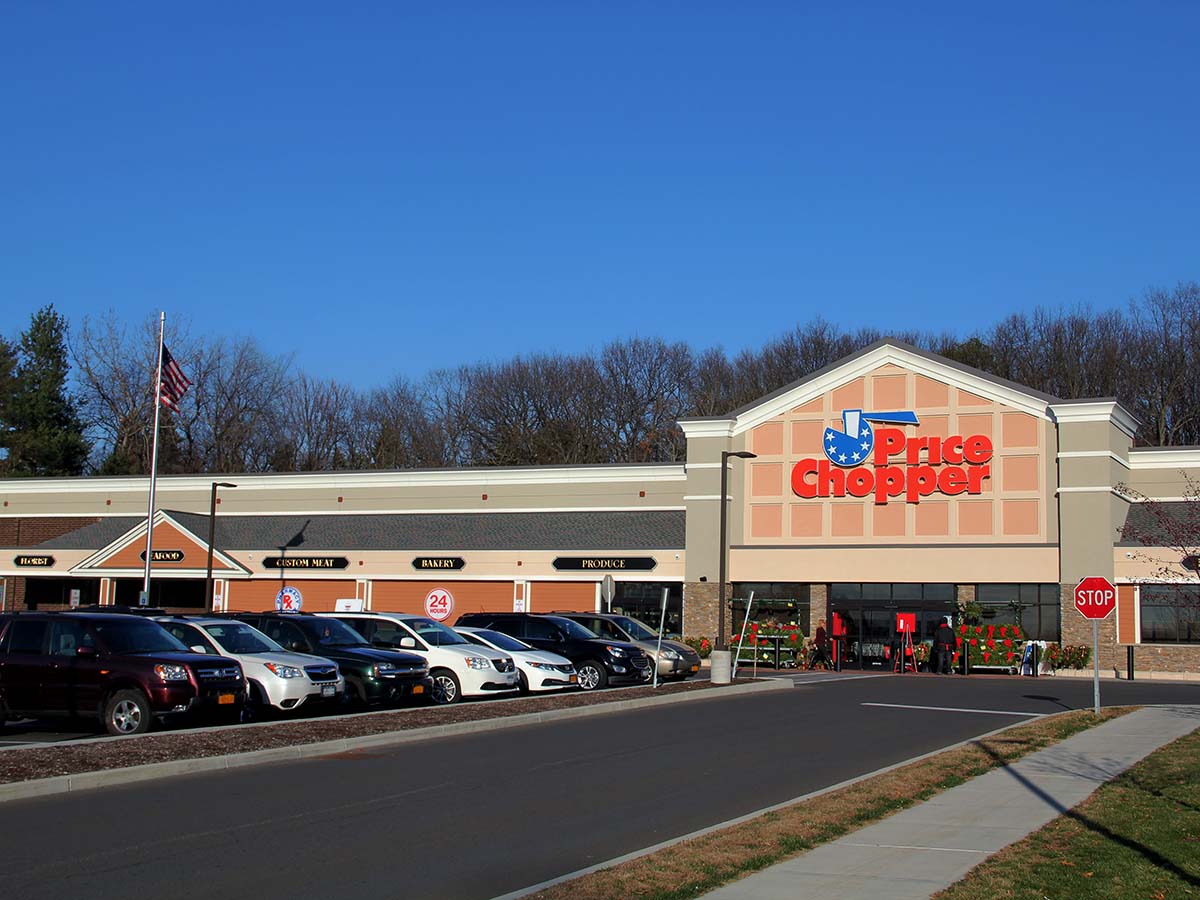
left=1074, top=576, right=1116, bottom=715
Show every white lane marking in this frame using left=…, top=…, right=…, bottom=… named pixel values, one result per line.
left=843, top=842, right=988, bottom=854
left=791, top=674, right=888, bottom=685
left=862, top=702, right=1048, bottom=717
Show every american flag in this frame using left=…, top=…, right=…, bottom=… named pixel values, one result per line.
left=159, top=343, right=192, bottom=413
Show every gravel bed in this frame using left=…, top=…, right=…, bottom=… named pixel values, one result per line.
left=0, top=679, right=736, bottom=785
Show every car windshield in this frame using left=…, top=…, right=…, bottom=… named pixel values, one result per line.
left=612, top=616, right=659, bottom=641
left=404, top=617, right=469, bottom=646
left=553, top=618, right=599, bottom=640
left=470, top=629, right=530, bottom=652
left=302, top=617, right=369, bottom=647
left=95, top=620, right=190, bottom=655
left=203, top=622, right=282, bottom=654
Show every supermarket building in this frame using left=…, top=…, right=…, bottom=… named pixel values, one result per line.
left=2, top=340, right=1197, bottom=676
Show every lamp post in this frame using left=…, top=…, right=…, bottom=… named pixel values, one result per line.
left=205, top=482, right=236, bottom=612
left=712, top=450, right=756, bottom=684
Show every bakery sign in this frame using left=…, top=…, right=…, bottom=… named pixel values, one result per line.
left=791, top=409, right=992, bottom=505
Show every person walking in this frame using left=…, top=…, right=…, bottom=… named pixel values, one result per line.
left=933, top=618, right=957, bottom=674
left=809, top=619, right=831, bottom=670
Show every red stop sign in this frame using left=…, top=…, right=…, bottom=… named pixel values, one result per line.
left=1074, top=576, right=1116, bottom=620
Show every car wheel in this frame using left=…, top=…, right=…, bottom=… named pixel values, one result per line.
left=103, top=689, right=152, bottom=736
left=576, top=661, right=608, bottom=691
left=517, top=670, right=530, bottom=693
left=431, top=669, right=461, bottom=704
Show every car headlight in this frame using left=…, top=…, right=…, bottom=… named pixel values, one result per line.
left=464, top=656, right=491, bottom=670
left=372, top=663, right=397, bottom=678
left=264, top=662, right=303, bottom=679
left=606, top=646, right=628, bottom=657
left=528, top=661, right=559, bottom=671
left=659, top=648, right=681, bottom=660
left=154, top=664, right=189, bottom=682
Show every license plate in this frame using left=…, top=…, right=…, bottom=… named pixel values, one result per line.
left=218, top=693, right=235, bottom=705
left=690, top=665, right=699, bottom=673
left=412, top=684, right=424, bottom=694
left=321, top=685, right=336, bottom=698
left=569, top=674, right=578, bottom=683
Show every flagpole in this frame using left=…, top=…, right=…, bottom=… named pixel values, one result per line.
left=141, top=312, right=166, bottom=605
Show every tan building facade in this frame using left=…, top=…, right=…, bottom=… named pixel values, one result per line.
left=2, top=340, right=1198, bottom=676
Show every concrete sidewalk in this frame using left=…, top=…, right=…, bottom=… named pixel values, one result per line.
left=700, top=704, right=1200, bottom=900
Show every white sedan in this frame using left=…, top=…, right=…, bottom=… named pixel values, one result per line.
left=454, top=626, right=578, bottom=692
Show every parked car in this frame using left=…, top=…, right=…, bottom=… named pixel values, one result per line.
left=454, top=626, right=578, bottom=692
left=550, top=612, right=702, bottom=680
left=156, top=617, right=344, bottom=715
left=319, top=612, right=518, bottom=704
left=0, top=612, right=245, bottom=735
left=222, top=612, right=431, bottom=707
left=453, top=613, right=651, bottom=690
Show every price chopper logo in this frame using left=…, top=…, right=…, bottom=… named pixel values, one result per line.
left=793, top=408, right=994, bottom=504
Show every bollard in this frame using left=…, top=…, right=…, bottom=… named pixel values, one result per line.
left=1032, top=642, right=1039, bottom=678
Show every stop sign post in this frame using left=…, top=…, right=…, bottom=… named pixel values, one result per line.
left=1074, top=576, right=1116, bottom=715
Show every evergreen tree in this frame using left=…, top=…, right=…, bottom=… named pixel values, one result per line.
left=3, top=306, right=90, bottom=476
left=0, top=336, right=17, bottom=472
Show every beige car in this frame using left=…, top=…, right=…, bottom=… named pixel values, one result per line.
left=552, top=612, right=702, bottom=680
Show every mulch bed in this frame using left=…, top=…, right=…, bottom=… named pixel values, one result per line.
left=0, top=679, right=736, bottom=785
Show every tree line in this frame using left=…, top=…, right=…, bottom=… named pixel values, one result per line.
left=0, top=281, right=1197, bottom=477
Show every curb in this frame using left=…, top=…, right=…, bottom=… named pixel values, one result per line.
left=0, top=679, right=788, bottom=805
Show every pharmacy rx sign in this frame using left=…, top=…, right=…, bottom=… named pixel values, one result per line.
left=791, top=408, right=993, bottom=504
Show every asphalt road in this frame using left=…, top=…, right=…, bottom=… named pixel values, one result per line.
left=3, top=674, right=1196, bottom=900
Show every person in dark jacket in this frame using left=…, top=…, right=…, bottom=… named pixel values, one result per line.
left=809, top=619, right=831, bottom=669
left=933, top=618, right=957, bottom=674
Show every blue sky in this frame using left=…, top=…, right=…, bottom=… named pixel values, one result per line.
left=2, top=2, right=1197, bottom=387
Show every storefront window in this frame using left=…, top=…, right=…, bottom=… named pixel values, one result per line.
left=829, top=584, right=957, bottom=669
left=975, top=584, right=1060, bottom=642
left=730, top=583, right=811, bottom=636
left=611, top=582, right=683, bottom=637
left=1140, top=585, right=1200, bottom=644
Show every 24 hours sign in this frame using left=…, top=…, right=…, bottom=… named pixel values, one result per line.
left=424, top=588, right=455, bottom=621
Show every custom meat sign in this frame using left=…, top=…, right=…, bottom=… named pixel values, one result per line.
left=792, top=409, right=993, bottom=504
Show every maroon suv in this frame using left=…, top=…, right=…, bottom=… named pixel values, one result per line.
left=0, top=613, right=246, bottom=735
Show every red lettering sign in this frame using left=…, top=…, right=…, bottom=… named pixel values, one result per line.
left=791, top=428, right=994, bottom=504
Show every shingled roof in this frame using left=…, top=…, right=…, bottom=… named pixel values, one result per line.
left=1118, top=501, right=1200, bottom=547
left=32, top=510, right=686, bottom=553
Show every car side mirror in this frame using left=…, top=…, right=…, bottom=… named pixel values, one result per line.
left=289, top=641, right=308, bottom=653
left=190, top=645, right=210, bottom=654
left=75, top=645, right=97, bottom=658
left=399, top=636, right=417, bottom=649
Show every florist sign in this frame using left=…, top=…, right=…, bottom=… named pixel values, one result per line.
left=792, top=408, right=992, bottom=504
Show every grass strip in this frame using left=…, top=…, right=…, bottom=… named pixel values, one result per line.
left=525, top=708, right=1131, bottom=900
left=934, top=724, right=1200, bottom=900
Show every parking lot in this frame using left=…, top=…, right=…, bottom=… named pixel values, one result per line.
left=2, top=672, right=1196, bottom=900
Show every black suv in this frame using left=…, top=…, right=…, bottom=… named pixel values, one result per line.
left=453, top=613, right=650, bottom=690
left=0, top=612, right=246, bottom=735
left=224, top=612, right=432, bottom=707
left=551, top=612, right=702, bottom=680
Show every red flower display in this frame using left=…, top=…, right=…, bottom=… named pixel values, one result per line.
left=983, top=651, right=991, bottom=662
left=974, top=626, right=983, bottom=635
left=1003, top=639, right=1012, bottom=648
left=987, top=625, right=995, bottom=637
left=986, top=639, right=995, bottom=649
left=969, top=638, right=977, bottom=646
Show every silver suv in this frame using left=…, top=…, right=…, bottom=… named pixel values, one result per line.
left=156, top=617, right=344, bottom=714
left=552, top=612, right=701, bottom=680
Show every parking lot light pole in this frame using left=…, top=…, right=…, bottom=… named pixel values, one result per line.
left=713, top=450, right=756, bottom=684
left=205, top=482, right=236, bottom=612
